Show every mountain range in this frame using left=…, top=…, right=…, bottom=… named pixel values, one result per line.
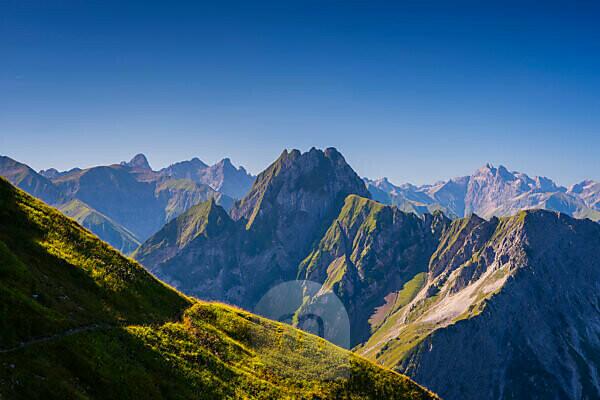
left=0, top=176, right=437, bottom=399
left=133, top=148, right=600, bottom=400
left=135, top=148, right=370, bottom=309
left=0, top=154, right=255, bottom=253
left=2, top=147, right=600, bottom=399
left=366, top=164, right=600, bottom=221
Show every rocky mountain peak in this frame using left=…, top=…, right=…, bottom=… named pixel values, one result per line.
left=217, top=157, right=233, bottom=168
left=495, top=165, right=515, bottom=181
left=476, top=163, right=496, bottom=175
left=568, top=179, right=599, bottom=193
left=39, top=167, right=60, bottom=179
left=124, top=153, right=152, bottom=170
left=372, top=177, right=396, bottom=192
left=534, top=175, right=560, bottom=192
left=230, top=147, right=369, bottom=227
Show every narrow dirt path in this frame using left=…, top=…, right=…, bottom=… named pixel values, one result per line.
left=0, top=324, right=114, bottom=354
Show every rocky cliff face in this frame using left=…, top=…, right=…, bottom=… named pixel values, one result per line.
left=359, top=210, right=600, bottom=400
left=137, top=148, right=371, bottom=309
left=367, top=164, right=600, bottom=221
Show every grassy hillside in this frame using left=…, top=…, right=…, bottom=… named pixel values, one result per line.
left=0, top=178, right=438, bottom=399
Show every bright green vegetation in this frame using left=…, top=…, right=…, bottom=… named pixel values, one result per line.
left=58, top=199, right=141, bottom=254
left=0, top=178, right=438, bottom=399
left=168, top=199, right=232, bottom=248
left=0, top=178, right=190, bottom=348
left=300, top=195, right=385, bottom=276
left=369, top=272, right=427, bottom=333
left=360, top=289, right=441, bottom=368
left=356, top=272, right=429, bottom=367
left=322, top=256, right=349, bottom=291
left=393, top=273, right=427, bottom=311
left=338, top=194, right=385, bottom=232
left=429, top=214, right=479, bottom=263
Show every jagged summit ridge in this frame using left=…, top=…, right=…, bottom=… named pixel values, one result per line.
left=231, top=147, right=369, bottom=222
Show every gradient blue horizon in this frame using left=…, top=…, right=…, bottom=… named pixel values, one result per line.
left=1, top=1, right=599, bottom=186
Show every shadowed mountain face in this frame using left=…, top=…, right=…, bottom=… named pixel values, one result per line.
left=358, top=210, right=600, bottom=400
left=0, top=177, right=438, bottom=400
left=0, top=154, right=243, bottom=252
left=136, top=147, right=371, bottom=309
left=366, top=164, right=600, bottom=221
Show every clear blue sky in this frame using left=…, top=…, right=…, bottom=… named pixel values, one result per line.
left=1, top=1, right=599, bottom=186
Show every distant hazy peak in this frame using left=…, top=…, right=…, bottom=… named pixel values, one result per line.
left=123, top=153, right=152, bottom=170
left=161, top=157, right=209, bottom=174
left=39, top=166, right=83, bottom=180
left=39, top=167, right=60, bottom=179
left=568, top=179, right=599, bottom=193
left=216, top=157, right=233, bottom=166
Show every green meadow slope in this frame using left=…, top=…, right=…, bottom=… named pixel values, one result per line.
left=0, top=177, right=438, bottom=400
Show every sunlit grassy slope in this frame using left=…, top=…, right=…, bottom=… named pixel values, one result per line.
left=0, top=178, right=438, bottom=399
